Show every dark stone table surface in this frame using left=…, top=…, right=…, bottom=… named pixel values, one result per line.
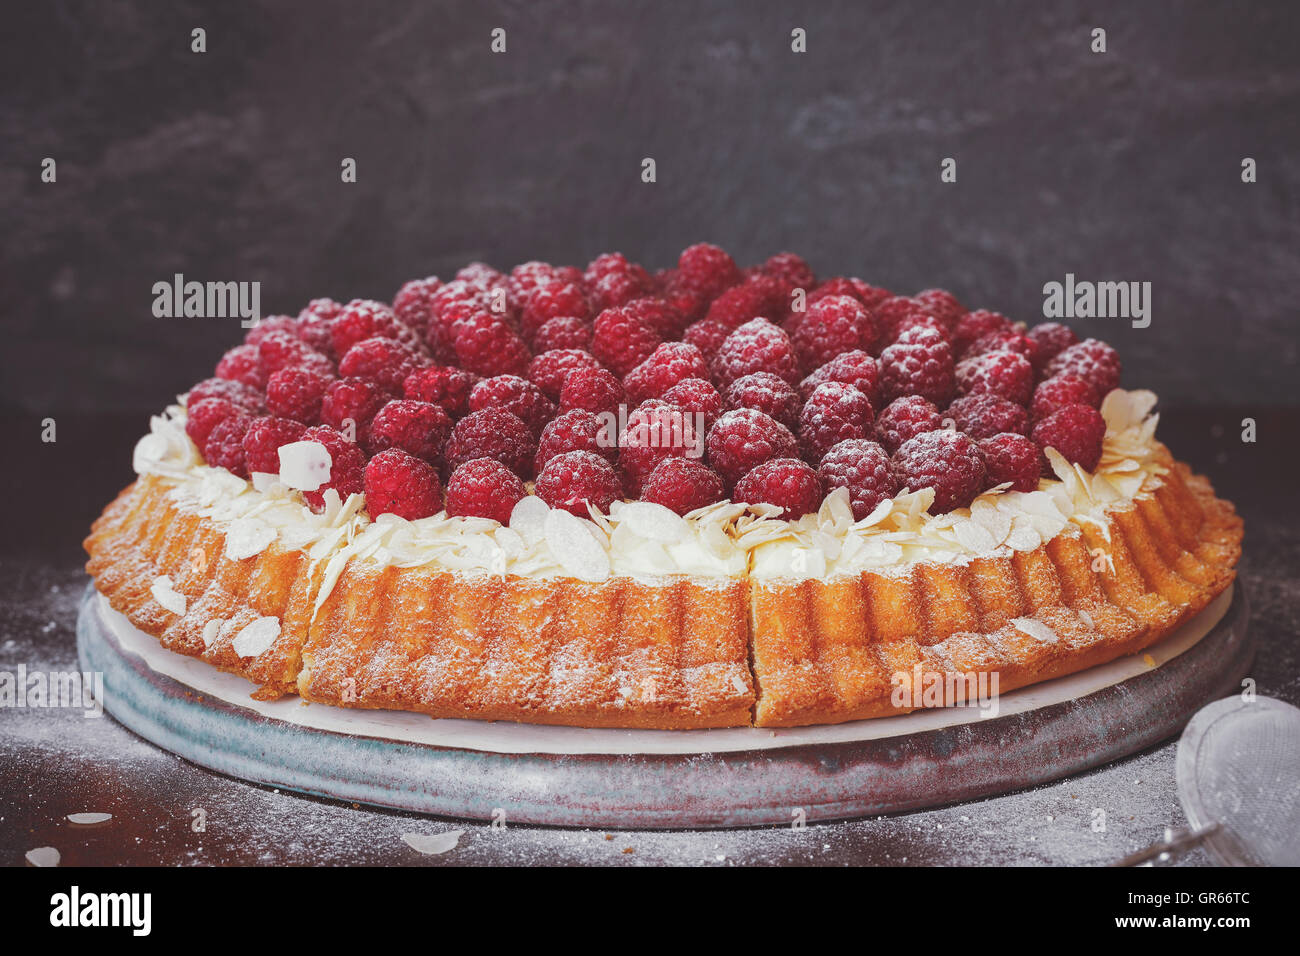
left=2, top=410, right=1295, bottom=866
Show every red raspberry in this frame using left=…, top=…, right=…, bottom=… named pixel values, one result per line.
left=185, top=398, right=243, bottom=450
left=883, top=311, right=948, bottom=348
left=734, top=458, right=824, bottom=519
left=872, top=297, right=933, bottom=346
left=188, top=377, right=265, bottom=412
left=1043, top=339, right=1122, bottom=398
left=682, top=319, right=731, bottom=362
left=468, top=374, right=555, bottom=436
left=241, top=415, right=306, bottom=475
left=639, top=457, right=725, bottom=515
left=955, top=349, right=1035, bottom=406
left=403, top=365, right=479, bottom=418
left=798, top=350, right=882, bottom=408
left=952, top=309, right=1014, bottom=359
left=297, top=425, right=366, bottom=511
left=590, top=307, right=661, bottom=376
left=265, top=366, right=334, bottom=424
left=1032, top=403, right=1106, bottom=473
left=584, top=253, right=655, bottom=311
left=879, top=326, right=956, bottom=405
left=535, top=408, right=618, bottom=474
left=444, top=408, right=537, bottom=478
left=559, top=366, right=626, bottom=416
left=912, top=289, right=967, bottom=331
left=455, top=262, right=507, bottom=289
left=392, top=277, right=442, bottom=333
left=978, top=433, right=1041, bottom=493
left=1026, top=322, right=1078, bottom=370
left=892, top=430, right=986, bottom=513
left=661, top=377, right=725, bottom=432
left=508, top=261, right=568, bottom=304
left=445, top=457, right=525, bottom=525
left=677, top=243, right=741, bottom=299
left=320, top=377, right=390, bottom=447
left=526, top=348, right=602, bottom=401
left=429, top=281, right=493, bottom=339
left=256, top=330, right=322, bottom=376
left=875, top=395, right=943, bottom=455
left=299, top=298, right=343, bottom=323
left=364, top=448, right=443, bottom=520
left=790, top=295, right=879, bottom=373
left=660, top=272, right=713, bottom=324
left=964, top=329, right=1042, bottom=368
left=705, top=275, right=784, bottom=329
left=338, top=337, right=423, bottom=395
left=535, top=450, right=623, bottom=517
left=761, top=252, right=817, bottom=300
left=618, top=400, right=703, bottom=495
left=946, top=393, right=1030, bottom=439
left=329, top=299, right=404, bottom=359
left=215, top=343, right=267, bottom=389
left=1030, top=374, right=1099, bottom=422
left=519, top=281, right=591, bottom=342
left=711, top=318, right=800, bottom=389
left=818, top=439, right=896, bottom=520
left=807, top=277, right=892, bottom=313
left=202, top=412, right=255, bottom=479
left=798, top=381, right=875, bottom=464
left=623, top=342, right=711, bottom=404
left=726, top=372, right=802, bottom=433
left=243, top=315, right=300, bottom=346
left=453, top=312, right=532, bottom=378
left=705, top=407, right=798, bottom=489
left=368, top=399, right=452, bottom=463
left=622, top=297, right=688, bottom=340
left=532, top=316, right=591, bottom=353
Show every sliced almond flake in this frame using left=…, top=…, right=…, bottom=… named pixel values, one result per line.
left=401, top=830, right=463, bottom=855
left=150, top=576, right=186, bottom=615
left=1005, top=524, right=1042, bottom=552
left=67, top=812, right=112, bottom=825
left=1011, top=616, right=1058, bottom=644
left=970, top=502, right=1013, bottom=543
left=618, top=501, right=689, bottom=542
left=201, top=619, right=222, bottom=648
left=852, top=497, right=895, bottom=530
left=509, top=495, right=550, bottom=546
left=730, top=673, right=748, bottom=695
left=543, top=509, right=611, bottom=582
left=25, top=846, right=59, bottom=867
left=225, top=518, right=277, bottom=561
left=953, top=519, right=998, bottom=553
left=1077, top=608, right=1096, bottom=629
left=232, top=616, right=281, bottom=658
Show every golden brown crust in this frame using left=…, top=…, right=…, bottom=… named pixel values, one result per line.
left=84, top=460, right=1242, bottom=730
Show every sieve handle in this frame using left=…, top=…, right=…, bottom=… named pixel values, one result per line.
left=1110, top=822, right=1222, bottom=867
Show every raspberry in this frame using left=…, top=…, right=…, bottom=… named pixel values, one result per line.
left=726, top=372, right=802, bottom=433
left=874, top=395, right=943, bottom=454
left=661, top=377, right=725, bottom=431
left=185, top=398, right=243, bottom=450
left=456, top=262, right=507, bottom=289
left=677, top=243, right=741, bottom=299
left=818, top=439, right=896, bottom=520
left=798, top=349, right=882, bottom=408
left=299, top=298, right=343, bottom=323
left=705, top=275, right=784, bottom=329
left=364, top=448, right=443, bottom=520
left=808, top=277, right=891, bottom=313
left=1032, top=403, right=1106, bottom=473
left=1043, top=339, right=1122, bottom=398
left=329, top=299, right=404, bottom=359
left=682, top=319, right=731, bottom=362
left=799, top=381, right=875, bottom=464
left=912, top=289, right=967, bottom=330
left=1030, top=374, right=1099, bottom=422
left=882, top=312, right=948, bottom=348
left=892, top=430, right=986, bottom=514
left=295, top=312, right=337, bottom=357
left=952, top=309, right=1013, bottom=359
left=733, top=458, right=823, bottom=519
left=403, top=365, right=479, bottom=418
left=590, top=307, right=661, bottom=376
left=202, top=412, right=254, bottom=479
left=872, top=296, right=933, bottom=346
left=559, top=366, right=625, bottom=416
left=710, top=318, right=800, bottom=389
left=535, top=450, right=623, bottom=517
left=790, top=295, right=879, bottom=373
left=535, top=408, right=618, bottom=474
left=256, top=330, right=323, bottom=376
left=215, top=343, right=267, bottom=389
left=187, top=377, right=265, bottom=413
left=241, top=416, right=307, bottom=475
left=623, top=342, right=711, bottom=405
left=584, top=254, right=655, bottom=312
left=392, top=277, right=442, bottom=332
left=761, top=252, right=817, bottom=300
left=622, top=297, right=688, bottom=340
left=639, top=457, right=726, bottom=516
left=964, top=329, right=1042, bottom=368
left=879, top=326, right=956, bottom=405
left=453, top=312, right=532, bottom=378
left=429, top=281, right=494, bottom=340
left=705, top=407, right=798, bottom=489
left=468, top=374, right=556, bottom=437
left=527, top=348, right=602, bottom=401
left=368, top=399, right=452, bottom=463
left=508, top=261, right=569, bottom=303
left=532, top=316, right=591, bottom=353
left=243, top=315, right=300, bottom=346
left=444, top=408, right=537, bottom=478
left=946, top=393, right=1030, bottom=439
left=445, top=457, right=526, bottom=525
left=1025, top=322, right=1079, bottom=369
left=618, top=400, right=702, bottom=495
left=265, top=366, right=334, bottom=424
left=320, top=377, right=390, bottom=446
left=955, top=350, right=1035, bottom=406
left=661, top=272, right=713, bottom=324
left=978, top=433, right=1041, bottom=493
left=338, top=337, right=423, bottom=395
left=299, top=426, right=367, bottom=511
left=519, top=281, right=591, bottom=342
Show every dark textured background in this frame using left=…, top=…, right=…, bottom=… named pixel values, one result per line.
left=2, top=0, right=1298, bottom=415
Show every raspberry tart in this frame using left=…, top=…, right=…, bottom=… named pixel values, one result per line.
left=85, top=247, right=1242, bottom=728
